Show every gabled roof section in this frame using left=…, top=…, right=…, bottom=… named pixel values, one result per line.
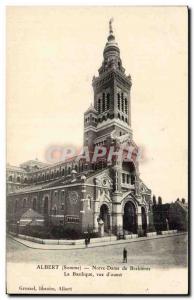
left=139, top=178, right=151, bottom=195
left=20, top=208, right=43, bottom=220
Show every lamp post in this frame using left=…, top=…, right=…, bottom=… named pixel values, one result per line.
left=16, top=220, right=20, bottom=236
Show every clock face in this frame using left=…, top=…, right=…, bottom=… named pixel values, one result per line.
left=69, top=191, right=78, bottom=205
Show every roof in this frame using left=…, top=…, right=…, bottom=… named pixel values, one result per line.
left=9, top=177, right=66, bottom=194
left=6, top=165, right=27, bottom=172
left=84, top=104, right=98, bottom=114
left=20, top=208, right=44, bottom=220
left=7, top=168, right=109, bottom=196
left=20, top=159, right=48, bottom=166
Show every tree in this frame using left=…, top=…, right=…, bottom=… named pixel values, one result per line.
left=152, top=195, right=157, bottom=205
left=181, top=198, right=186, bottom=204
left=158, top=196, right=162, bottom=205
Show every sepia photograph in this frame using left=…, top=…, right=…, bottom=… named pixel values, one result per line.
left=6, top=6, right=188, bottom=295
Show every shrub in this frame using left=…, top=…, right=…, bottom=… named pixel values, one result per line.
left=50, top=225, right=65, bottom=239
left=89, top=232, right=99, bottom=238
left=19, top=224, right=100, bottom=240
left=20, top=225, right=52, bottom=239
left=50, top=226, right=85, bottom=240
left=148, top=223, right=156, bottom=232
left=137, top=228, right=144, bottom=237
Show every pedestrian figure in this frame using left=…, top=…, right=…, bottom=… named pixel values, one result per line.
left=123, top=248, right=127, bottom=263
left=85, top=237, right=88, bottom=248
left=88, top=236, right=91, bottom=245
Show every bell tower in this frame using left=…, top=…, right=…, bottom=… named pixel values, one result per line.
left=84, top=19, right=133, bottom=149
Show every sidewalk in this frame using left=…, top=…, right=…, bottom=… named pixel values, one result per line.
left=9, top=232, right=186, bottom=251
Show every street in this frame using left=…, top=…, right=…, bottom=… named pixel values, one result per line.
left=7, top=234, right=188, bottom=269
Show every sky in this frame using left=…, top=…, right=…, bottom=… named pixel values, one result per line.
left=6, top=6, right=188, bottom=202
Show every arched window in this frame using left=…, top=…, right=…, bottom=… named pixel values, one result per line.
left=127, top=174, right=130, bottom=184
left=87, top=196, right=92, bottom=210
left=118, top=113, right=121, bottom=119
left=102, top=93, right=105, bottom=111
left=24, top=177, right=27, bottom=183
left=8, top=175, right=12, bottom=182
left=122, top=116, right=124, bottom=121
left=62, top=169, right=65, bottom=176
left=43, top=197, right=49, bottom=215
left=23, top=198, right=26, bottom=208
left=131, top=175, right=135, bottom=185
left=17, top=176, right=20, bottom=183
left=53, top=206, right=57, bottom=215
left=68, top=167, right=71, bottom=175
left=122, top=99, right=124, bottom=112
left=122, top=173, right=125, bottom=183
left=107, top=93, right=110, bottom=110
left=80, top=163, right=84, bottom=172
left=125, top=98, right=128, bottom=114
left=56, top=170, right=59, bottom=177
left=125, top=118, right=128, bottom=123
left=75, top=165, right=78, bottom=172
left=33, top=198, right=37, bottom=210
left=98, top=99, right=101, bottom=113
left=51, top=172, right=54, bottom=179
left=117, top=93, right=120, bottom=110
left=65, top=167, right=67, bottom=175
left=42, top=174, right=45, bottom=181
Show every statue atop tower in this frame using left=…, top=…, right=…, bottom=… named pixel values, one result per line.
left=109, top=17, right=114, bottom=34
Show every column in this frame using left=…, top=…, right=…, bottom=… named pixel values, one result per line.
left=93, top=212, right=99, bottom=232
left=137, top=206, right=143, bottom=236
left=112, top=194, right=123, bottom=235
left=146, top=210, right=149, bottom=228
left=80, top=176, right=87, bottom=232
left=109, top=213, right=112, bottom=231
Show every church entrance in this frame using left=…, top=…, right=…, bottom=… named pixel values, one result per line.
left=99, top=204, right=110, bottom=232
left=123, top=201, right=137, bottom=234
left=141, top=206, right=147, bottom=234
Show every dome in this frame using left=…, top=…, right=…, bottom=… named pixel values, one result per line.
left=85, top=104, right=98, bottom=114
left=103, top=19, right=120, bottom=57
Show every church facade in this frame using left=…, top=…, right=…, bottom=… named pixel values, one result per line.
left=7, top=21, right=152, bottom=236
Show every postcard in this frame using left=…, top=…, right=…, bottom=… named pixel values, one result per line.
left=6, top=6, right=188, bottom=295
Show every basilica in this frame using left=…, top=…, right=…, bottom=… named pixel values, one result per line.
left=7, top=20, right=152, bottom=236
